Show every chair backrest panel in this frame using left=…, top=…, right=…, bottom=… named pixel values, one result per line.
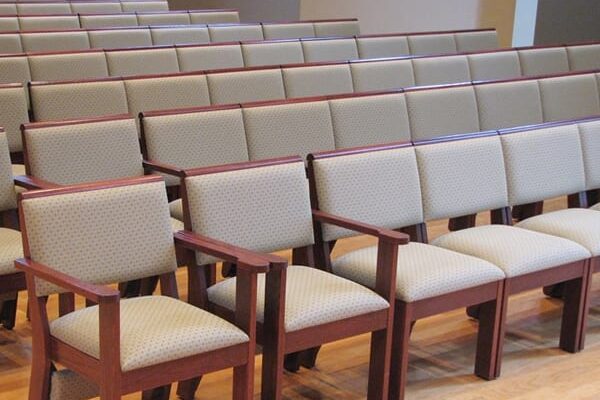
left=407, top=34, right=457, bottom=55
left=0, top=131, right=16, bottom=212
left=282, top=64, right=354, bottom=98
left=0, top=85, right=30, bottom=152
left=207, top=68, right=285, bottom=105
left=567, top=44, right=600, bottom=71
left=313, top=20, right=360, bottom=37
left=350, top=59, right=415, bottom=92
left=70, top=2, right=124, bottom=14
left=467, top=51, right=522, bottom=81
left=0, top=17, right=18, bottom=32
left=16, top=3, right=71, bottom=15
left=262, top=23, right=315, bottom=40
left=412, top=55, right=471, bottom=86
left=79, top=14, right=139, bottom=29
left=356, top=36, right=409, bottom=59
left=105, top=48, right=180, bottom=76
left=0, top=33, right=23, bottom=53
left=120, top=1, right=169, bottom=12
left=189, top=11, right=240, bottom=24
left=176, top=44, right=244, bottom=71
left=0, top=55, right=31, bottom=86
left=18, top=15, right=80, bottom=31
left=88, top=29, right=152, bottom=49
left=136, top=12, right=190, bottom=26
left=539, top=74, right=600, bottom=122
left=301, top=38, right=358, bottom=62
left=454, top=30, right=498, bottom=52
left=150, top=26, right=210, bottom=46
left=28, top=52, right=109, bottom=82
left=207, top=25, right=264, bottom=42
left=241, top=41, right=304, bottom=67
left=21, top=32, right=90, bottom=53
left=577, top=119, right=600, bottom=191
left=518, top=48, right=570, bottom=76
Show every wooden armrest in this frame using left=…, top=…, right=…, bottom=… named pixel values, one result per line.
left=174, top=230, right=282, bottom=273
left=15, top=258, right=119, bottom=303
left=143, top=160, right=185, bottom=178
left=13, top=175, right=60, bottom=191
left=312, top=209, right=410, bottom=245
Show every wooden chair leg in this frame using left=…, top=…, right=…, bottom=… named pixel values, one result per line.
left=283, top=351, right=302, bottom=372
left=367, top=325, right=394, bottom=400
left=559, top=273, right=589, bottom=353
left=58, top=293, right=75, bottom=316
left=0, top=292, right=18, bottom=329
left=140, top=276, right=159, bottom=296
left=543, top=283, right=564, bottom=299
left=118, top=279, right=142, bottom=298
left=233, top=362, right=254, bottom=400
left=29, top=358, right=52, bottom=400
left=474, top=284, right=506, bottom=380
left=176, top=377, right=202, bottom=400
left=388, top=302, right=412, bottom=400
left=466, top=304, right=481, bottom=319
left=299, top=346, right=321, bottom=369
left=142, top=384, right=171, bottom=400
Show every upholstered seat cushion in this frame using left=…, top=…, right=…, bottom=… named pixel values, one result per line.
left=207, top=265, right=389, bottom=332
left=169, top=199, right=183, bottom=222
left=332, top=242, right=505, bottom=302
left=591, top=203, right=600, bottom=211
left=50, top=296, right=249, bottom=372
left=170, top=217, right=184, bottom=232
left=516, top=209, right=600, bottom=256
left=432, top=225, right=590, bottom=278
left=50, top=369, right=98, bottom=400
left=0, top=228, right=22, bottom=276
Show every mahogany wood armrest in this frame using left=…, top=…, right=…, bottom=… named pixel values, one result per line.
left=143, top=160, right=185, bottom=178
left=13, top=175, right=60, bottom=191
left=174, top=230, right=282, bottom=273
left=15, top=258, right=119, bottom=303
left=312, top=209, right=410, bottom=245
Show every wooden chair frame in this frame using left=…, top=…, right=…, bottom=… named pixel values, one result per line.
left=15, top=175, right=267, bottom=400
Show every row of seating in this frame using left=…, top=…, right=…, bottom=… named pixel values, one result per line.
left=0, top=10, right=240, bottom=31
left=0, top=0, right=169, bottom=15
left=0, top=18, right=362, bottom=53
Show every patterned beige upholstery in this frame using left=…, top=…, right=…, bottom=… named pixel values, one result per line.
left=262, top=23, right=315, bottom=40
left=207, top=25, right=264, bottom=42
left=106, top=48, right=180, bottom=76
left=189, top=11, right=240, bottom=24
left=333, top=242, right=504, bottom=302
left=475, top=80, right=543, bottom=130
left=150, top=27, right=210, bottom=46
left=539, top=74, right=600, bottom=122
left=50, top=296, right=248, bottom=371
left=301, top=38, right=359, bottom=62
left=0, top=34, right=22, bottom=54
left=243, top=101, right=335, bottom=161
left=69, top=2, right=123, bottom=14
left=49, top=369, right=98, bottom=400
left=241, top=41, right=304, bottom=67
left=170, top=217, right=184, bottom=231
left=313, top=20, right=360, bottom=37
left=0, top=17, right=18, bottom=32
left=142, top=108, right=249, bottom=186
left=416, top=135, right=508, bottom=220
left=0, top=4, right=16, bottom=14
left=432, top=225, right=590, bottom=278
left=21, top=32, right=91, bottom=53
left=467, top=51, right=522, bottom=81
left=567, top=44, right=600, bottom=71
left=311, top=146, right=422, bottom=241
left=356, top=36, right=410, bottom=59
left=18, top=16, right=80, bottom=31
left=501, top=125, right=586, bottom=206
left=350, top=59, right=415, bottom=92
left=79, top=14, right=139, bottom=29
left=22, top=180, right=177, bottom=296
left=28, top=52, right=109, bottom=82
left=454, top=31, right=499, bottom=52
left=412, top=55, right=471, bottom=86
left=518, top=48, right=570, bottom=76
left=88, top=29, right=153, bottom=49
left=120, top=1, right=169, bottom=12
left=207, top=69, right=285, bottom=105
left=407, top=34, right=457, bottom=55
left=578, top=120, right=600, bottom=191
left=282, top=64, right=354, bottom=98
left=31, top=80, right=129, bottom=122
left=0, top=85, right=30, bottom=152
left=0, top=132, right=16, bottom=213
left=11, top=164, right=25, bottom=177
left=0, top=56, right=30, bottom=87
left=24, top=118, right=143, bottom=186
left=0, top=228, right=22, bottom=276
left=209, top=265, right=388, bottom=332
left=176, top=44, right=244, bottom=71
left=137, top=13, right=191, bottom=26
left=329, top=93, right=411, bottom=149
left=185, top=162, right=315, bottom=264
left=406, top=86, right=480, bottom=141
left=16, top=3, right=71, bottom=15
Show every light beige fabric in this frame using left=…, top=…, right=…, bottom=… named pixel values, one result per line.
left=11, top=164, right=25, bottom=176
left=16, top=3, right=71, bottom=15
left=120, top=1, right=169, bottom=12
left=0, top=4, right=16, bottom=15
left=329, top=93, right=411, bottom=149
left=24, top=118, right=143, bottom=186
left=208, top=25, right=264, bottom=42
left=356, top=36, right=410, bottom=59
left=454, top=31, right=499, bottom=52
left=0, top=85, right=29, bottom=152
left=137, top=13, right=190, bottom=26
left=539, top=74, right=600, bottom=122
left=169, top=200, right=183, bottom=221
left=313, top=20, right=360, bottom=37
left=406, top=86, right=480, bottom=141
left=79, top=15, right=139, bottom=29
left=311, top=146, right=423, bottom=242
left=18, top=16, right=80, bottom=31
left=143, top=108, right=249, bottom=187
left=0, top=132, right=16, bottom=212
left=350, top=59, right=415, bottom=92
left=475, top=80, right=543, bottom=130
left=301, top=38, right=359, bottom=62
left=416, top=135, right=509, bottom=220
left=578, top=120, right=600, bottom=190
left=150, top=27, right=210, bottom=46
left=467, top=51, right=522, bottom=81
left=241, top=41, right=304, bottom=67
left=50, top=296, right=248, bottom=371
left=185, top=162, right=314, bottom=265
left=282, top=64, right=354, bottom=98
left=207, top=69, right=285, bottom=105
left=170, top=217, right=184, bottom=232
left=262, top=23, right=315, bottom=40
left=501, top=125, right=586, bottom=206
left=176, top=44, right=244, bottom=71
left=0, top=34, right=23, bottom=54
left=567, top=44, right=600, bottom=71
left=21, top=32, right=90, bottom=53
left=407, top=34, right=457, bottom=55
left=432, top=225, right=591, bottom=278
left=189, top=11, right=240, bottom=24
left=518, top=48, right=570, bottom=76
left=22, top=181, right=177, bottom=296
left=0, top=17, right=21, bottom=32
left=591, top=203, right=600, bottom=211
left=106, top=48, right=180, bottom=76
left=28, top=52, right=109, bottom=82
left=412, top=55, right=471, bottom=86
left=0, top=228, right=22, bottom=276
left=0, top=56, right=30, bottom=86
left=69, top=2, right=123, bottom=14
left=208, top=265, right=388, bottom=332
left=49, top=369, right=98, bottom=400
left=243, top=101, right=335, bottom=161
left=333, top=242, right=504, bottom=302
left=88, top=29, right=153, bottom=49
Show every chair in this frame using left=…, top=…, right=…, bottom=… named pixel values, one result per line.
left=79, top=14, right=139, bottom=29
left=0, top=16, right=20, bottom=32
left=261, top=22, right=315, bottom=40
left=0, top=33, right=23, bottom=54
left=538, top=73, right=600, bottom=122
left=412, top=54, right=471, bottom=86
left=454, top=30, right=499, bottom=52
left=179, top=157, right=399, bottom=399
left=300, top=37, right=359, bottom=62
left=28, top=51, right=110, bottom=82
left=282, top=64, right=354, bottom=98
left=18, top=15, right=80, bottom=31
left=136, top=11, right=191, bottom=26
left=16, top=175, right=262, bottom=399
left=407, top=33, right=457, bottom=55
left=16, top=3, right=71, bottom=15
left=21, top=31, right=91, bottom=53
left=356, top=36, right=410, bottom=59
left=175, top=43, right=244, bottom=72
left=207, top=24, right=264, bottom=42
left=121, top=1, right=169, bottom=12
left=241, top=40, right=304, bottom=67
left=566, top=44, right=600, bottom=71
left=313, top=19, right=360, bottom=37
left=105, top=47, right=180, bottom=76
left=0, top=84, right=30, bottom=155
left=88, top=28, right=153, bottom=49
left=69, top=2, right=123, bottom=14
left=518, top=47, right=570, bottom=76
left=189, top=11, right=240, bottom=24
left=350, top=59, right=415, bottom=93
left=206, top=68, right=285, bottom=105
left=467, top=51, right=522, bottom=81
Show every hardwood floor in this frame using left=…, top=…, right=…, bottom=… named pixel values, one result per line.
left=2, top=197, right=600, bottom=399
